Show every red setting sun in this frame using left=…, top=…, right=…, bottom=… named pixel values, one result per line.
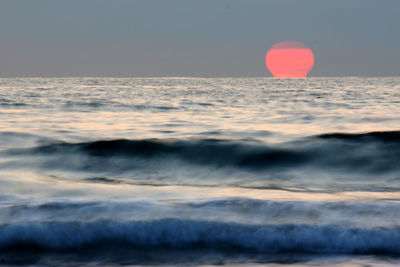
left=266, top=40, right=314, bottom=78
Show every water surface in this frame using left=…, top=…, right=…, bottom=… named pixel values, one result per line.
left=0, top=77, right=400, bottom=266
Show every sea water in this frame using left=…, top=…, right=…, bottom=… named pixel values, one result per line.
left=0, top=77, right=400, bottom=266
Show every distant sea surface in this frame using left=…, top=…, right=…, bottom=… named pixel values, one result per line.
left=1, top=77, right=400, bottom=266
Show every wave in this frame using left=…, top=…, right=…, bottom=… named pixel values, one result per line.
left=317, top=131, right=400, bottom=143
left=2, top=197, right=400, bottom=264
left=1, top=219, right=400, bottom=255
left=2, top=198, right=400, bottom=231
left=8, top=130, right=400, bottom=174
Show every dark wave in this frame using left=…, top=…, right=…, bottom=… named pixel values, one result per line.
left=21, top=138, right=311, bottom=170
left=1, top=219, right=400, bottom=255
left=317, top=130, right=400, bottom=143
left=7, top=130, right=397, bottom=174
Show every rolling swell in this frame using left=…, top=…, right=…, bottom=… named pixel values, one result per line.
left=1, top=219, right=400, bottom=254
left=318, top=130, right=400, bottom=143
left=25, top=138, right=310, bottom=169
left=13, top=130, right=400, bottom=173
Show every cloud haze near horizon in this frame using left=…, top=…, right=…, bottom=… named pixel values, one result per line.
left=0, top=0, right=399, bottom=77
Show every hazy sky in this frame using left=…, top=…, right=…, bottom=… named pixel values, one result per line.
left=1, top=0, right=399, bottom=77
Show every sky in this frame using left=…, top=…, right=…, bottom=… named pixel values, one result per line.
left=0, top=0, right=399, bottom=77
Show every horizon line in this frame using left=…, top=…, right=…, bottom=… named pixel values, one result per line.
left=0, top=75, right=399, bottom=79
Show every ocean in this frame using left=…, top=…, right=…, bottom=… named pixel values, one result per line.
left=0, top=77, right=400, bottom=266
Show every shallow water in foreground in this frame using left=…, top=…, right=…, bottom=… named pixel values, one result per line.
left=0, top=77, right=400, bottom=266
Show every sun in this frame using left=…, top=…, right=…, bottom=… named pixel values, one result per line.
left=266, top=40, right=314, bottom=78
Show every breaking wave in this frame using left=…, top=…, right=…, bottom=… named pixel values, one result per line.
left=1, top=219, right=400, bottom=254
